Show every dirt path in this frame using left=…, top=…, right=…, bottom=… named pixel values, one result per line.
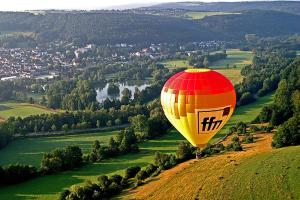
left=121, top=132, right=273, bottom=200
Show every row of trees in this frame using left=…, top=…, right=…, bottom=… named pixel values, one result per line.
left=59, top=141, right=195, bottom=200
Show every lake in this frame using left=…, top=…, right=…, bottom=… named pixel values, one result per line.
left=96, top=82, right=150, bottom=103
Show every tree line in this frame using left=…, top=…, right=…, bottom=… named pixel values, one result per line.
left=255, top=56, right=300, bottom=147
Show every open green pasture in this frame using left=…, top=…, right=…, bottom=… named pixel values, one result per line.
left=0, top=102, right=56, bottom=120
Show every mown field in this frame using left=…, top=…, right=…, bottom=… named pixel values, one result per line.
left=0, top=91, right=274, bottom=200
left=0, top=102, right=56, bottom=120
left=210, top=49, right=253, bottom=69
left=184, top=11, right=238, bottom=20
left=161, top=59, right=191, bottom=70
left=122, top=134, right=300, bottom=200
left=0, top=129, right=121, bottom=167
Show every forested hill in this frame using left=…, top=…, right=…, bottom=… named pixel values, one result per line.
left=199, top=10, right=300, bottom=39
left=0, top=12, right=219, bottom=44
left=147, top=1, right=300, bottom=15
left=1, top=10, right=300, bottom=45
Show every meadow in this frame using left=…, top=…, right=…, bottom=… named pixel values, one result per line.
left=0, top=92, right=274, bottom=200
left=161, top=59, right=191, bottom=70
left=184, top=11, right=238, bottom=20
left=0, top=129, right=121, bottom=167
left=0, top=102, right=56, bottom=120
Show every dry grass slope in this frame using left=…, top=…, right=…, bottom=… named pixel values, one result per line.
left=122, top=133, right=300, bottom=200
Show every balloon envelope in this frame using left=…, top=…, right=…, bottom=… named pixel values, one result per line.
left=161, top=69, right=236, bottom=149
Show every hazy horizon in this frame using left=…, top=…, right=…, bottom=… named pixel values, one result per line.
left=0, top=0, right=297, bottom=11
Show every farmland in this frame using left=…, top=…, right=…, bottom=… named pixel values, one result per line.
left=0, top=102, right=57, bottom=120
left=0, top=129, right=121, bottom=167
left=122, top=133, right=300, bottom=200
left=0, top=92, right=274, bottom=200
left=162, top=49, right=252, bottom=85
left=184, top=11, right=239, bottom=20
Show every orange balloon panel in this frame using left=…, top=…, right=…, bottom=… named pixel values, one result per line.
left=161, top=69, right=236, bottom=149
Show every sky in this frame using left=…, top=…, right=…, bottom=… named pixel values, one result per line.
left=0, top=0, right=284, bottom=11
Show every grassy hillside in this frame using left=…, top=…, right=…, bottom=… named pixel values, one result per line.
left=0, top=102, right=56, bottom=119
left=122, top=134, right=300, bottom=200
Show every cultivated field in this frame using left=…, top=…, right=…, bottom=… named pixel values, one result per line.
left=184, top=11, right=238, bottom=20
left=0, top=102, right=56, bottom=120
left=0, top=92, right=274, bottom=200
left=122, top=133, right=300, bottom=200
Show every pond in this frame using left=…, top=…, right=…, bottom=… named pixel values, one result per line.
left=96, top=81, right=150, bottom=103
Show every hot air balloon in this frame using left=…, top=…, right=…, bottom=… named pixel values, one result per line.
left=161, top=69, right=236, bottom=149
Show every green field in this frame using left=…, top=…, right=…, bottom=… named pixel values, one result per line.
left=0, top=92, right=275, bottom=200
left=210, top=49, right=253, bottom=69
left=184, top=11, right=238, bottom=20
left=0, top=129, right=121, bottom=167
left=0, top=102, right=56, bottom=120
left=224, top=146, right=300, bottom=200
left=161, top=49, right=252, bottom=85
left=161, top=59, right=190, bottom=70
left=0, top=131, right=185, bottom=200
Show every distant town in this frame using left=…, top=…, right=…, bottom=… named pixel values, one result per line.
left=0, top=40, right=228, bottom=81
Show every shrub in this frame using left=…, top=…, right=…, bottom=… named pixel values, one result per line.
left=232, top=136, right=239, bottom=142
left=135, top=170, right=148, bottom=181
left=201, top=143, right=225, bottom=157
left=145, top=164, right=158, bottom=176
left=110, top=174, right=123, bottom=185
left=226, top=142, right=243, bottom=151
left=249, top=125, right=260, bottom=132
left=154, top=152, right=177, bottom=170
left=124, top=166, right=141, bottom=179
left=243, top=135, right=254, bottom=143
left=272, top=115, right=300, bottom=148
left=0, top=164, right=38, bottom=185
left=176, top=142, right=194, bottom=161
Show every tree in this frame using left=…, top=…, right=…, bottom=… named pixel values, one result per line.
left=176, top=142, right=194, bottom=161
left=203, top=56, right=209, bottom=68
left=272, top=115, right=300, bottom=148
left=129, top=115, right=149, bottom=140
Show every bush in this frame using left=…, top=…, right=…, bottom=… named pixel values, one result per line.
left=145, top=164, right=158, bottom=176
left=176, top=142, right=194, bottom=161
left=124, top=166, right=141, bottom=179
left=201, top=143, right=225, bottom=157
left=249, top=125, right=260, bottom=132
left=0, top=164, right=38, bottom=185
left=232, top=136, right=239, bottom=142
left=110, top=174, right=123, bottom=185
left=154, top=152, right=177, bottom=170
left=226, top=142, right=243, bottom=151
left=272, top=115, right=300, bottom=148
left=243, top=135, right=254, bottom=143
left=135, top=170, right=148, bottom=181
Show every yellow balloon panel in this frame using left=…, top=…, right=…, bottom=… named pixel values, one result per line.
left=161, top=90, right=235, bottom=149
